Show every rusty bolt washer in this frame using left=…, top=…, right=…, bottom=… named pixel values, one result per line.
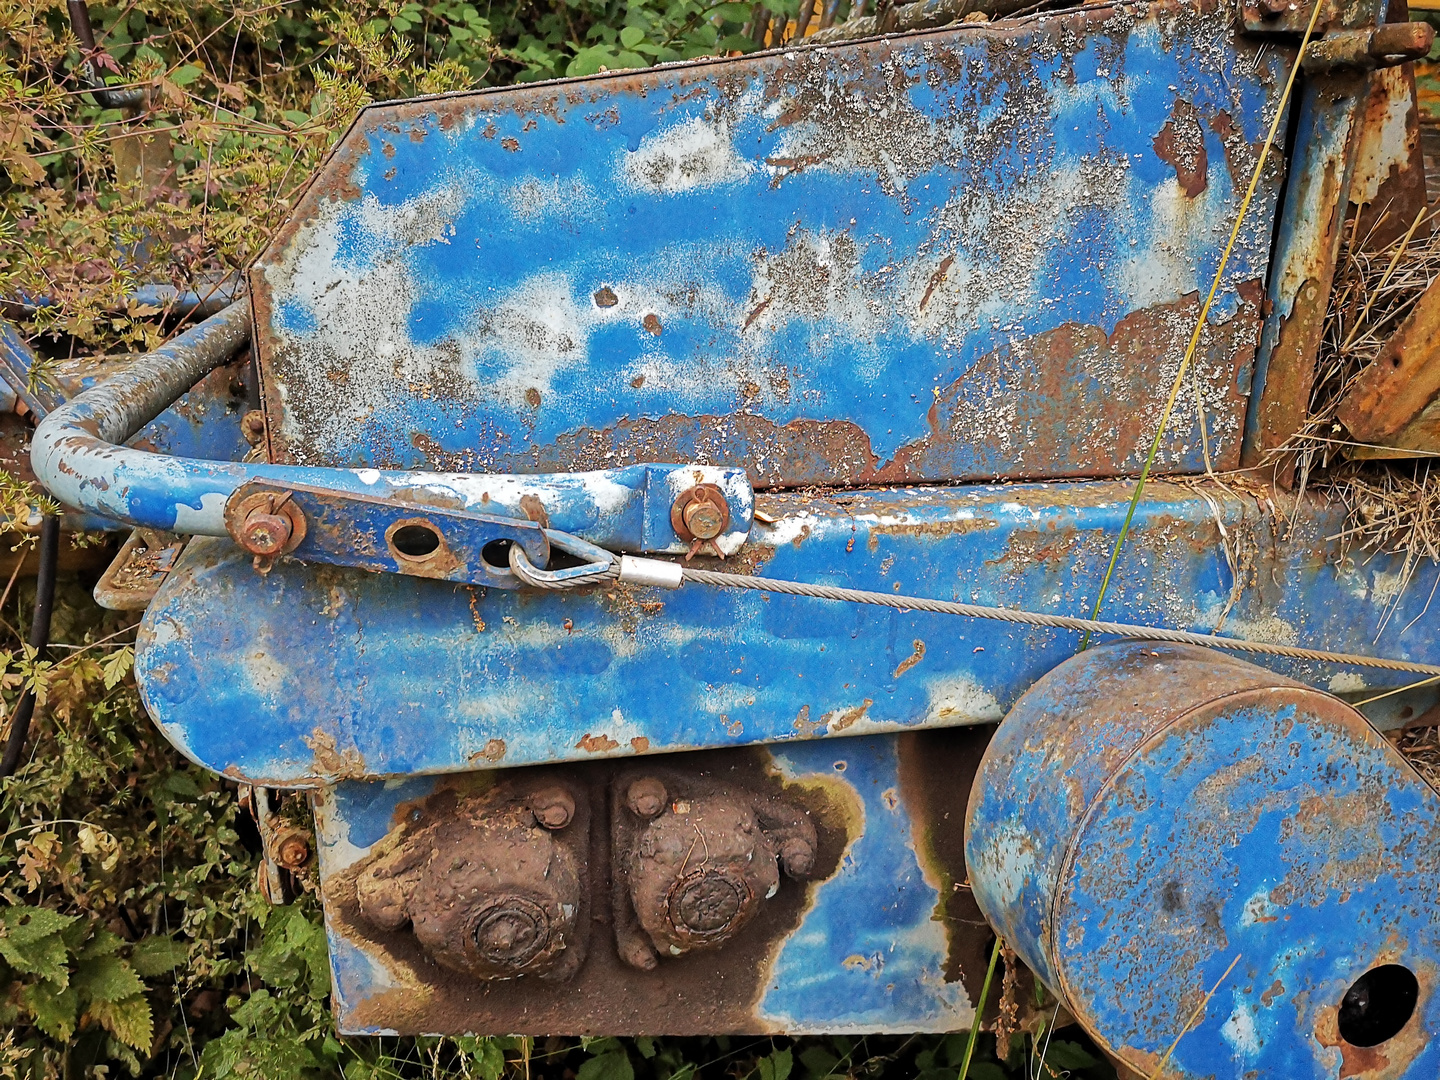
left=469, top=895, right=552, bottom=967
left=671, top=484, right=731, bottom=560
left=241, top=409, right=268, bottom=447
left=226, top=490, right=307, bottom=559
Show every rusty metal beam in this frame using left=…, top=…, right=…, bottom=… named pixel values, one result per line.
left=1336, top=273, right=1440, bottom=453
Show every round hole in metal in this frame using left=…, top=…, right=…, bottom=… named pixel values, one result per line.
left=391, top=523, right=441, bottom=559
left=1339, top=964, right=1418, bottom=1047
left=481, top=539, right=513, bottom=569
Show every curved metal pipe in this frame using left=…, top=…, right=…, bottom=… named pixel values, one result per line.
left=31, top=300, right=753, bottom=552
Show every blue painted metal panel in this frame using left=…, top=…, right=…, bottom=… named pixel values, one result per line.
left=135, top=480, right=1440, bottom=785
left=966, top=641, right=1440, bottom=1077
left=252, top=0, right=1292, bottom=487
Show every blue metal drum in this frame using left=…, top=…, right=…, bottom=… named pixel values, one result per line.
left=966, top=641, right=1440, bottom=1077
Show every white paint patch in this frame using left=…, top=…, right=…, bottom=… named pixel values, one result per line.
left=622, top=117, right=753, bottom=193
left=172, top=491, right=231, bottom=535
left=1328, top=672, right=1368, bottom=694
left=1220, top=993, right=1262, bottom=1057
left=922, top=675, right=1004, bottom=725
left=1198, top=602, right=1299, bottom=647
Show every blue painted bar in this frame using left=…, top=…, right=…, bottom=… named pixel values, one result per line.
left=136, top=480, right=1440, bottom=785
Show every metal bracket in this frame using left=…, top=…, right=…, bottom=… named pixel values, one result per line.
left=225, top=479, right=553, bottom=588
left=1302, top=23, right=1435, bottom=72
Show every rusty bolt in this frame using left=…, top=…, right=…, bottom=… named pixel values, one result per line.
left=271, top=827, right=312, bottom=870
left=241, top=409, right=267, bottom=446
left=683, top=499, right=725, bottom=540
left=528, top=786, right=575, bottom=830
left=1257, top=0, right=1289, bottom=16
left=627, top=777, right=668, bottom=819
left=240, top=508, right=293, bottom=556
left=671, top=484, right=731, bottom=544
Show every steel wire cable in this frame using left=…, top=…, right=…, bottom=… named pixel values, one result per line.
left=677, top=566, right=1440, bottom=675
left=505, top=542, right=1440, bottom=676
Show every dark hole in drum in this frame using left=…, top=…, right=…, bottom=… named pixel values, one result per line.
left=1339, top=964, right=1419, bottom=1047
left=392, top=524, right=441, bottom=558
left=482, top=539, right=513, bottom=569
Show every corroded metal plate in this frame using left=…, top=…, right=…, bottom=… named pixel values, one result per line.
left=250, top=0, right=1292, bottom=486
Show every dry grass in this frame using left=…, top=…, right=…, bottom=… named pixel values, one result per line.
left=1277, top=207, right=1440, bottom=576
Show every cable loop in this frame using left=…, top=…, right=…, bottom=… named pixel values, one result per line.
left=508, top=531, right=618, bottom=590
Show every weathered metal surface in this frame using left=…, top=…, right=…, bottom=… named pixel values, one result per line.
left=353, top=778, right=591, bottom=982
left=1243, top=64, right=1377, bottom=474
left=251, top=0, right=1292, bottom=488
left=135, top=479, right=1440, bottom=785
left=966, top=641, right=1440, bottom=1077
left=30, top=303, right=754, bottom=554
left=315, top=731, right=994, bottom=1034
left=1302, top=23, right=1435, bottom=74
left=1336, top=272, right=1440, bottom=451
left=93, top=530, right=187, bottom=610
left=611, top=767, right=818, bottom=968
left=1349, top=63, right=1429, bottom=251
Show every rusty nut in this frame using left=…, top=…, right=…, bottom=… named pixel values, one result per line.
left=241, top=509, right=293, bottom=556
left=626, top=777, right=668, bottom=819
left=529, top=786, right=575, bottom=830
left=241, top=409, right=267, bottom=446
left=225, top=489, right=307, bottom=559
left=271, top=826, right=312, bottom=870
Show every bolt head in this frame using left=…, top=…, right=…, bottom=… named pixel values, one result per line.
left=627, top=777, right=668, bottom=819
left=242, top=510, right=292, bottom=556
left=683, top=499, right=725, bottom=540
left=275, top=832, right=311, bottom=870
left=529, top=786, right=575, bottom=830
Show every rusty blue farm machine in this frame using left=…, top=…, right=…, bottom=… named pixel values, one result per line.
left=10, top=0, right=1440, bottom=1070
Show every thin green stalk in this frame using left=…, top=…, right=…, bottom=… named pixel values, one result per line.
left=958, top=936, right=1003, bottom=1080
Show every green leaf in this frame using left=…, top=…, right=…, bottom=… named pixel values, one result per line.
left=74, top=954, right=144, bottom=1003
left=567, top=45, right=619, bottom=76
left=20, top=979, right=78, bottom=1040
left=964, top=1065, right=1006, bottom=1080
left=0, top=905, right=78, bottom=983
left=170, top=64, right=204, bottom=86
left=620, top=25, right=646, bottom=48
left=129, top=935, right=189, bottom=976
left=634, top=1036, right=656, bottom=1059
left=101, top=645, right=133, bottom=690
left=799, top=1045, right=840, bottom=1078
left=77, top=927, right=122, bottom=960
left=577, top=1050, right=634, bottom=1080
left=89, top=993, right=154, bottom=1052
left=757, top=1047, right=793, bottom=1080
left=1042, top=1041, right=1100, bottom=1069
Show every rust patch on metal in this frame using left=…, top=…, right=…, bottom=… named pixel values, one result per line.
left=305, top=729, right=368, bottom=780
left=1153, top=98, right=1209, bottom=197
left=471, top=738, right=507, bottom=764
left=576, top=733, right=621, bottom=753
left=594, top=286, right=619, bottom=307
left=1336, top=270, right=1440, bottom=445
left=642, top=313, right=663, bottom=336
left=325, top=748, right=853, bottom=1034
left=918, top=255, right=955, bottom=311
left=893, top=639, right=926, bottom=679
left=896, top=729, right=1005, bottom=1005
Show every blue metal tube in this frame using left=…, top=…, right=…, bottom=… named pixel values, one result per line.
left=30, top=300, right=753, bottom=553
